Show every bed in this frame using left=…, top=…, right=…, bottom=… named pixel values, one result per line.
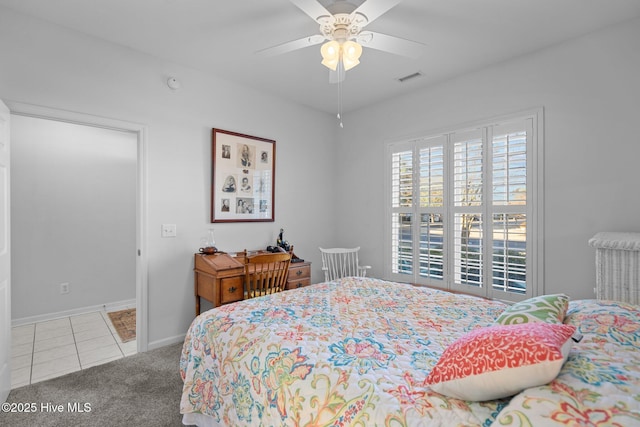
left=179, top=276, right=640, bottom=426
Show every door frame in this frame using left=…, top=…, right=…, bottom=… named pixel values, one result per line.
left=7, top=101, right=149, bottom=352
left=0, top=100, right=11, bottom=402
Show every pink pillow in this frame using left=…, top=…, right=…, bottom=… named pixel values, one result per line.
left=425, top=322, right=576, bottom=401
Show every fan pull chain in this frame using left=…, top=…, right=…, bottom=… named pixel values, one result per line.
left=338, top=62, right=344, bottom=128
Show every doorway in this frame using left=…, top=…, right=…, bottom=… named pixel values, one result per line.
left=8, top=102, right=148, bottom=356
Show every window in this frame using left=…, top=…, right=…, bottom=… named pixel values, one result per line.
left=386, top=111, right=543, bottom=302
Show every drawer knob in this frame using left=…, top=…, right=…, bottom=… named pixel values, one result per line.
left=297, top=283, right=302, bottom=288
left=296, top=270, right=302, bottom=276
left=229, top=286, right=237, bottom=293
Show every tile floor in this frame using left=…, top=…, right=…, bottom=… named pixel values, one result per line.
left=10, top=310, right=137, bottom=389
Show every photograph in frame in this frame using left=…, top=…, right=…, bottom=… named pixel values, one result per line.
left=211, top=128, right=275, bottom=222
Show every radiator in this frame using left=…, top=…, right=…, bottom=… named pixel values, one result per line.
left=589, top=232, right=640, bottom=305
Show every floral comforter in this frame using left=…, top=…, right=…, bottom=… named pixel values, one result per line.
left=180, top=277, right=508, bottom=426
left=179, top=277, right=640, bottom=426
left=494, top=299, right=640, bottom=426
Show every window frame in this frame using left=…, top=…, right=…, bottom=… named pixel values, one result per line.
left=384, top=109, right=544, bottom=302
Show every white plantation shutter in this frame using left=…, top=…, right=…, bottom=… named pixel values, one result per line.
left=492, top=129, right=527, bottom=206
left=390, top=144, right=414, bottom=276
left=450, top=130, right=484, bottom=292
left=419, top=144, right=444, bottom=208
left=452, top=130, right=483, bottom=207
left=418, top=137, right=446, bottom=283
left=488, top=120, right=533, bottom=299
left=386, top=112, right=542, bottom=302
left=391, top=149, right=413, bottom=209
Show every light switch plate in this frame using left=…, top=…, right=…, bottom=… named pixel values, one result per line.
left=161, top=223, right=177, bottom=237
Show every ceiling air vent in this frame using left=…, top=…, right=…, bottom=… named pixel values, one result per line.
left=397, top=72, right=423, bottom=83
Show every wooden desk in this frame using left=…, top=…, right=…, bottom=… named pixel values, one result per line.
left=193, top=252, right=312, bottom=315
left=194, top=253, right=244, bottom=315
left=286, top=261, right=311, bottom=290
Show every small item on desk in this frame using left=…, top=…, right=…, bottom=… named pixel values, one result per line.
left=272, top=228, right=304, bottom=261
left=199, top=229, right=218, bottom=254
left=199, top=247, right=218, bottom=255
left=277, top=228, right=291, bottom=252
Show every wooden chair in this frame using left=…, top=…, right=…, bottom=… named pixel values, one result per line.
left=244, top=252, right=291, bottom=299
left=319, top=247, right=371, bottom=282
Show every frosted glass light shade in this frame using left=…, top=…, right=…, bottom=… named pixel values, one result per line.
left=342, top=41, right=362, bottom=71
left=321, top=41, right=340, bottom=71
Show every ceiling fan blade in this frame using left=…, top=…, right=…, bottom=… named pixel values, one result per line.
left=351, top=0, right=401, bottom=27
left=357, top=31, right=424, bottom=59
left=256, top=34, right=325, bottom=57
left=290, top=0, right=332, bottom=22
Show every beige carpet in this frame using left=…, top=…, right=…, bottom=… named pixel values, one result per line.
left=5, top=342, right=184, bottom=427
left=107, top=308, right=136, bottom=343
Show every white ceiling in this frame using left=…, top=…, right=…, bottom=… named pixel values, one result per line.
left=2, top=0, right=640, bottom=114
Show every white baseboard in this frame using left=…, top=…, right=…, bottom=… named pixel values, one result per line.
left=11, top=298, right=136, bottom=327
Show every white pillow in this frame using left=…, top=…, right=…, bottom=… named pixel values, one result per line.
left=425, top=322, right=575, bottom=401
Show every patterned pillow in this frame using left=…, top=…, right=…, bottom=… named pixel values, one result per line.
left=425, top=322, right=576, bottom=401
left=495, top=294, right=569, bottom=325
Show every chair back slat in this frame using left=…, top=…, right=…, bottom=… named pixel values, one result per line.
left=319, top=247, right=366, bottom=281
left=245, top=253, right=291, bottom=298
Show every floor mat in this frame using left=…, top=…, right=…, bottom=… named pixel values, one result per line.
left=107, top=308, right=136, bottom=343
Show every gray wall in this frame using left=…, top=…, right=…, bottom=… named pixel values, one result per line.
left=0, top=6, right=337, bottom=347
left=11, top=116, right=137, bottom=319
left=2, top=5, right=639, bottom=346
left=334, top=17, right=640, bottom=300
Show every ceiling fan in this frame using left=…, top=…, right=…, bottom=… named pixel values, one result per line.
left=258, top=0, right=424, bottom=82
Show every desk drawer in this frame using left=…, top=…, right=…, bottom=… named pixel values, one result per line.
left=286, top=262, right=311, bottom=290
left=220, top=276, right=244, bottom=304
left=289, top=263, right=310, bottom=280
left=285, top=277, right=311, bottom=290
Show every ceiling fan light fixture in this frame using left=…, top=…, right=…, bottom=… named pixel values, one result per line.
left=341, top=40, right=362, bottom=71
left=321, top=40, right=340, bottom=71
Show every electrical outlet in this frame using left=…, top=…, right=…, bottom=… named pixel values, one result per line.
left=161, top=223, right=177, bottom=237
left=60, top=282, right=70, bottom=294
